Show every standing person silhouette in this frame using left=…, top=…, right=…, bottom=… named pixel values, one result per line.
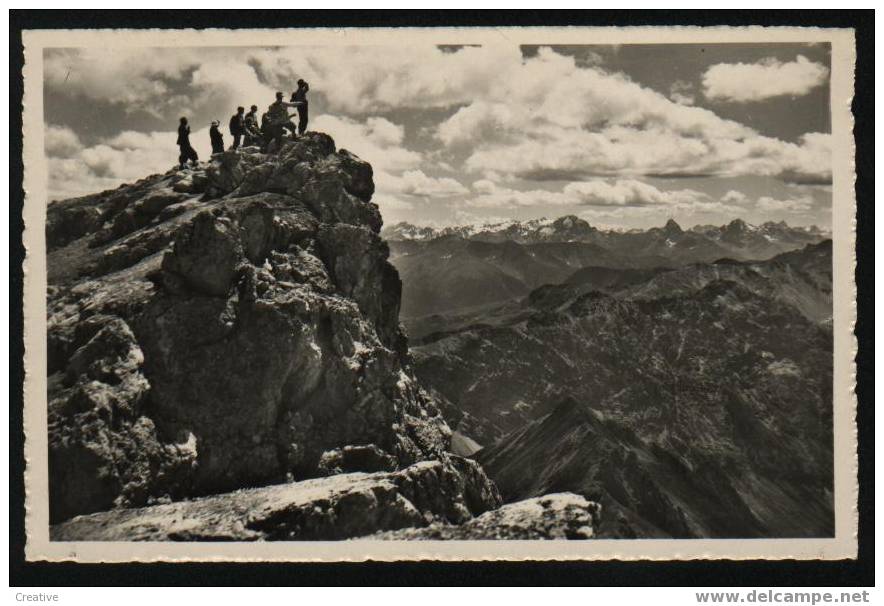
left=291, top=79, right=310, bottom=135
left=243, top=105, right=260, bottom=146
left=229, top=106, right=246, bottom=149
left=209, top=120, right=224, bottom=154
left=176, top=117, right=199, bottom=169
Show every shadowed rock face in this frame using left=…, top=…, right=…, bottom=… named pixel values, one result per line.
left=416, top=251, right=834, bottom=538
left=478, top=397, right=833, bottom=539
left=46, top=134, right=479, bottom=524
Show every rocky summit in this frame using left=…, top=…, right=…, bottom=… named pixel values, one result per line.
left=46, top=133, right=597, bottom=540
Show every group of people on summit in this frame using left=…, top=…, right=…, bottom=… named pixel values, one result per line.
left=176, top=79, right=310, bottom=169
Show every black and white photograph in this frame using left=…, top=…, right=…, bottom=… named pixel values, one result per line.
left=20, top=25, right=859, bottom=562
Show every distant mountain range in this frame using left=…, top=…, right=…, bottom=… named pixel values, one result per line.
left=386, top=216, right=830, bottom=328
left=411, top=240, right=834, bottom=538
left=383, top=215, right=828, bottom=251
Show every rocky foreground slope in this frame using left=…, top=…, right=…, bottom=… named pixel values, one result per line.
left=45, top=133, right=599, bottom=540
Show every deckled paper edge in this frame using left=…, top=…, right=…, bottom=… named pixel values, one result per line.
left=20, top=25, right=859, bottom=563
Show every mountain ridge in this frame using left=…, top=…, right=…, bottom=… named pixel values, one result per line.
left=385, top=215, right=830, bottom=332
left=44, top=133, right=607, bottom=540
left=383, top=215, right=829, bottom=249
left=411, top=242, right=834, bottom=537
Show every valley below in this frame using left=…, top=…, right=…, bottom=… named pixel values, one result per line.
left=387, top=218, right=834, bottom=538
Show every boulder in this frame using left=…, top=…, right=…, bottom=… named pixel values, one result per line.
left=50, top=459, right=501, bottom=541
left=205, top=150, right=248, bottom=197
left=301, top=174, right=383, bottom=233
left=374, top=493, right=601, bottom=540
left=318, top=444, right=398, bottom=475
left=320, top=149, right=375, bottom=202
left=48, top=314, right=198, bottom=522
left=160, top=210, right=244, bottom=296
left=317, top=223, right=403, bottom=350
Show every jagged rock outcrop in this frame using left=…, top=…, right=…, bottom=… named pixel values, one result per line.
left=373, top=493, right=601, bottom=540
left=50, top=458, right=502, bottom=541
left=318, top=444, right=398, bottom=476
left=45, top=133, right=489, bottom=528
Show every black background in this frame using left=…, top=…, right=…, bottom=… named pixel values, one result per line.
left=9, top=9, right=874, bottom=587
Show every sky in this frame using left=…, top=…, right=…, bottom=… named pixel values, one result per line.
left=43, top=42, right=833, bottom=229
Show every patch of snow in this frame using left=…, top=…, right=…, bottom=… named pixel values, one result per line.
left=352, top=341, right=371, bottom=355
left=178, top=431, right=198, bottom=457
left=767, top=359, right=801, bottom=377
left=513, top=400, right=533, bottom=413
left=396, top=370, right=411, bottom=391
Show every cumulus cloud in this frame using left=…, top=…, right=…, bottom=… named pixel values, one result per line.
left=721, top=189, right=748, bottom=204
left=45, top=48, right=192, bottom=112
left=433, top=48, right=830, bottom=185
left=45, top=47, right=277, bottom=126
left=669, top=80, right=696, bottom=105
left=702, top=55, right=829, bottom=102
left=373, top=196, right=415, bottom=213
left=248, top=45, right=521, bottom=115
left=42, top=45, right=832, bottom=225
left=463, top=178, right=723, bottom=211
left=45, top=46, right=832, bottom=190
left=371, top=168, right=470, bottom=217
left=309, top=114, right=465, bottom=216
left=45, top=124, right=82, bottom=157
left=464, top=182, right=562, bottom=208
left=563, top=179, right=708, bottom=207
left=756, top=194, right=815, bottom=213
left=44, top=45, right=511, bottom=128
left=46, top=128, right=196, bottom=201
left=471, top=179, right=497, bottom=195
left=394, top=170, right=468, bottom=198
left=310, top=114, right=420, bottom=174
left=454, top=122, right=830, bottom=184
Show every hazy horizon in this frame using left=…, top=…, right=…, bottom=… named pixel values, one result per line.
left=381, top=213, right=832, bottom=232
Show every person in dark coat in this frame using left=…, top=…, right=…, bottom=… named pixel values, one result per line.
left=266, top=92, right=299, bottom=150
left=229, top=106, right=246, bottom=149
left=176, top=117, right=199, bottom=169
left=291, top=79, right=309, bottom=135
left=260, top=111, right=270, bottom=134
left=209, top=120, right=224, bottom=154
left=243, top=105, right=260, bottom=146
